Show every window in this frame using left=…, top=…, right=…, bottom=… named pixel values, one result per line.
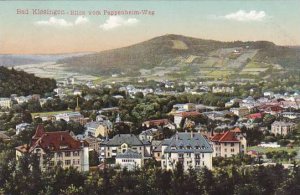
left=179, top=154, right=184, bottom=158
left=225, top=149, right=227, bottom=152
left=65, top=160, right=71, bottom=165
left=202, top=154, right=204, bottom=158
left=73, top=151, right=79, bottom=156
left=57, top=160, right=63, bottom=166
left=231, top=148, right=235, bottom=152
left=224, top=143, right=227, bottom=146
left=195, top=154, right=200, bottom=159
left=65, top=151, right=71, bottom=157
left=57, top=152, right=62, bottom=158
left=231, top=143, right=235, bottom=147
left=157, top=153, right=160, bottom=157
left=49, top=161, right=54, bottom=166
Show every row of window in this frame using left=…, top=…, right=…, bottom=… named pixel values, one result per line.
left=57, top=151, right=80, bottom=157
left=49, top=159, right=81, bottom=166
left=121, top=159, right=136, bottom=163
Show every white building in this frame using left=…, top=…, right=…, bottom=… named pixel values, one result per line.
left=55, top=112, right=84, bottom=123
left=16, top=123, right=30, bottom=135
left=161, top=132, right=213, bottom=171
left=230, top=107, right=249, bottom=117
left=271, top=121, right=297, bottom=136
left=115, top=149, right=143, bottom=170
left=0, top=98, right=12, bottom=109
left=210, top=128, right=247, bottom=158
left=99, top=134, right=151, bottom=163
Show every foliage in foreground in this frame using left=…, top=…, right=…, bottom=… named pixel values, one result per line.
left=0, top=152, right=300, bottom=195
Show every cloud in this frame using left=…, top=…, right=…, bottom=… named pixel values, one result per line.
left=35, top=16, right=89, bottom=27
left=100, top=16, right=139, bottom=30
left=74, top=16, right=89, bottom=25
left=223, top=10, right=266, bottom=21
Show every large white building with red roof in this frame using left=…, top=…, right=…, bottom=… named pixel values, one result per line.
left=210, top=128, right=247, bottom=158
left=15, top=125, right=89, bottom=172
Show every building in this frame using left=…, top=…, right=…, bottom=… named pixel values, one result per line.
left=230, top=107, right=249, bottom=117
left=161, top=132, right=213, bottom=171
left=210, top=129, right=246, bottom=158
left=16, top=123, right=31, bottom=135
left=84, top=121, right=112, bottom=138
left=142, top=119, right=170, bottom=128
left=115, top=149, right=143, bottom=170
left=280, top=112, right=300, bottom=120
left=173, top=111, right=201, bottom=128
left=15, top=125, right=89, bottom=171
left=271, top=121, right=297, bottom=136
left=212, top=86, right=234, bottom=94
left=55, top=112, right=87, bottom=124
left=99, top=134, right=151, bottom=162
left=172, top=103, right=196, bottom=112
left=139, top=128, right=163, bottom=142
left=152, top=140, right=162, bottom=162
left=0, top=98, right=12, bottom=109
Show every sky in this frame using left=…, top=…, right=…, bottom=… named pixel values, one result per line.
left=0, top=0, right=299, bottom=54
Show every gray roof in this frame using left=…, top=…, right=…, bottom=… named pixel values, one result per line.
left=116, top=149, right=142, bottom=159
left=163, top=132, right=213, bottom=153
left=101, top=134, right=150, bottom=146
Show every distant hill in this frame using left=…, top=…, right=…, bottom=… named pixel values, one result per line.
left=57, top=34, right=300, bottom=77
left=0, top=66, right=56, bottom=97
left=0, top=52, right=94, bottom=67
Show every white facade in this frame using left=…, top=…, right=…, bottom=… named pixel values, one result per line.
left=161, top=132, right=213, bottom=171
left=0, top=98, right=12, bottom=109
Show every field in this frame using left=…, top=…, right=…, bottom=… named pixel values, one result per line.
left=13, top=62, right=99, bottom=82
left=31, top=110, right=73, bottom=118
left=248, top=146, right=299, bottom=154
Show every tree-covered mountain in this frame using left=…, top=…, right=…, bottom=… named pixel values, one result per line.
left=57, top=34, right=300, bottom=76
left=0, top=66, right=56, bottom=97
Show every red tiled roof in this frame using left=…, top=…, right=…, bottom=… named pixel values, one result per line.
left=211, top=131, right=239, bottom=142
left=247, top=113, right=263, bottom=119
left=143, top=119, right=169, bottom=126
left=27, top=126, right=88, bottom=153
left=32, top=125, right=45, bottom=139
left=231, top=127, right=242, bottom=133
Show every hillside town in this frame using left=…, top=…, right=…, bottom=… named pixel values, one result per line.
left=1, top=74, right=300, bottom=175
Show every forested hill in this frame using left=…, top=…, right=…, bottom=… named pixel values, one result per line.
left=0, top=66, right=56, bottom=97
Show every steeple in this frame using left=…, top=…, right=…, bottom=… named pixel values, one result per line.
left=116, top=113, right=121, bottom=123
left=75, top=96, right=81, bottom=112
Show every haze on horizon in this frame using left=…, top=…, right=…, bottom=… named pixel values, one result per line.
left=0, top=0, right=299, bottom=54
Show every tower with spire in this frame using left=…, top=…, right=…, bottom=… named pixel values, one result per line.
left=75, top=96, right=81, bottom=112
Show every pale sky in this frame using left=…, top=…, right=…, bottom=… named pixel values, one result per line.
left=0, top=0, right=299, bottom=54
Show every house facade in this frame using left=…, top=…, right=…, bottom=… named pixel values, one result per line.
left=115, top=149, right=143, bottom=170
left=15, top=125, right=89, bottom=172
left=271, top=121, right=297, bottom=136
left=99, top=134, right=151, bottom=163
left=161, top=132, right=213, bottom=171
left=211, top=129, right=247, bottom=158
